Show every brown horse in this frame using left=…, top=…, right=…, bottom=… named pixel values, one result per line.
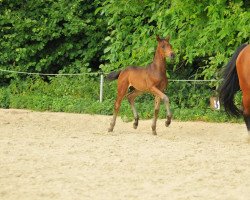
left=106, top=35, right=175, bottom=135
left=219, top=43, right=250, bottom=135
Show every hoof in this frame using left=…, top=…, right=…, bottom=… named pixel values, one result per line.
left=108, top=127, right=113, bottom=132
left=133, top=122, right=138, bottom=129
left=165, top=120, right=171, bottom=127
left=133, top=118, right=139, bottom=129
left=165, top=115, right=172, bottom=127
left=152, top=130, right=157, bottom=135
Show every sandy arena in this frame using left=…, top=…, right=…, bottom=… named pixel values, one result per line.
left=0, top=108, right=250, bottom=200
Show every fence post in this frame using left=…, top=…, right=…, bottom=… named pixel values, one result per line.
left=100, top=74, right=104, bottom=102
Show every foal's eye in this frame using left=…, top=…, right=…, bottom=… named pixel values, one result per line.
left=161, top=45, right=166, bottom=49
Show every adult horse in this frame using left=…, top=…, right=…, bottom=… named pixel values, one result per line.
left=106, top=36, right=175, bottom=135
left=219, top=43, right=250, bottom=135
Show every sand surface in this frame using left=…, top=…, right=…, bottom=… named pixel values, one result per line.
left=0, top=109, right=250, bottom=200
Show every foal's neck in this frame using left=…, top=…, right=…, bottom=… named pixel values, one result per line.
left=151, top=48, right=166, bottom=72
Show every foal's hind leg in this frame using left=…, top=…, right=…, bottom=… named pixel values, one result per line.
left=151, top=96, right=161, bottom=135
left=108, top=81, right=128, bottom=132
left=127, top=89, right=142, bottom=129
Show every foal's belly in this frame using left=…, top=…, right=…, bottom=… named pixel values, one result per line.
left=127, top=68, right=166, bottom=91
left=128, top=69, right=149, bottom=91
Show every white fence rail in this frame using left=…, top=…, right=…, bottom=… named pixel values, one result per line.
left=0, top=68, right=219, bottom=103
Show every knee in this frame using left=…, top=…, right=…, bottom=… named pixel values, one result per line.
left=114, top=102, right=119, bottom=110
left=162, top=95, right=169, bottom=104
left=114, top=101, right=121, bottom=110
left=127, top=97, right=132, bottom=104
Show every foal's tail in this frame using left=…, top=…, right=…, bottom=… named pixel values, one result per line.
left=219, top=44, right=248, bottom=117
left=106, top=70, right=121, bottom=81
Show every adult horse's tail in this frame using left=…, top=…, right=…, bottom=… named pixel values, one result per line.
left=219, top=44, right=248, bottom=117
left=106, top=70, right=121, bottom=81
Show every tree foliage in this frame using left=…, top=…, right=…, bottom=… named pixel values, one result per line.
left=1, top=0, right=249, bottom=81
left=99, top=0, right=250, bottom=84
left=0, top=0, right=106, bottom=78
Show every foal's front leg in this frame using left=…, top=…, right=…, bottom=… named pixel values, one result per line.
left=151, top=96, right=161, bottom=135
left=163, top=95, right=172, bottom=127
left=150, top=86, right=172, bottom=131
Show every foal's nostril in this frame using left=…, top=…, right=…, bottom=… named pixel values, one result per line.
left=170, top=53, right=175, bottom=59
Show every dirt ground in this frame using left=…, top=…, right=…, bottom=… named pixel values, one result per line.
left=0, top=109, right=250, bottom=200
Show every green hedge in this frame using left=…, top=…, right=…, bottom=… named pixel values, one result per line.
left=0, top=76, right=242, bottom=123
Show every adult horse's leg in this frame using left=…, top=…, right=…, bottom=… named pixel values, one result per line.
left=108, top=81, right=128, bottom=132
left=243, top=116, right=250, bottom=135
left=150, top=86, right=172, bottom=132
left=127, top=89, right=142, bottom=129
left=151, top=96, right=161, bottom=135
left=242, top=93, right=250, bottom=135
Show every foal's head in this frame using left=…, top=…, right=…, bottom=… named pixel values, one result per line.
left=156, top=35, right=175, bottom=59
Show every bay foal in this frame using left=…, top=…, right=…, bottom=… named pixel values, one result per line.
left=107, top=36, right=174, bottom=135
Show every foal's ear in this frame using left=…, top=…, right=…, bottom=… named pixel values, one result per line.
left=165, top=35, right=170, bottom=41
left=156, top=35, right=161, bottom=42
